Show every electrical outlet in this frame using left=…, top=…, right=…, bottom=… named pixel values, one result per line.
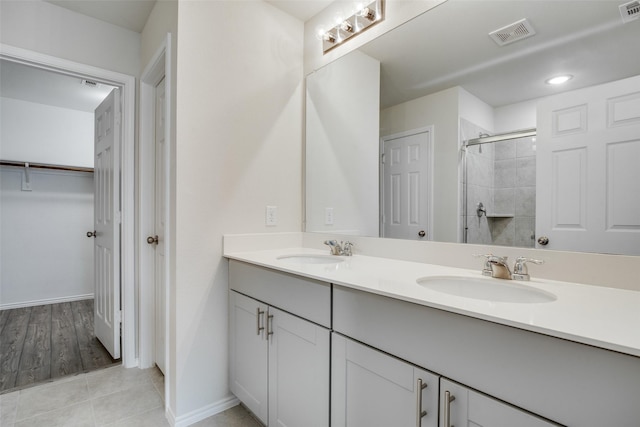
left=325, top=207, right=334, bottom=225
left=266, top=206, right=277, bottom=226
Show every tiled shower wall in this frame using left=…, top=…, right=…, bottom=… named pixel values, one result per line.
left=492, top=137, right=536, bottom=248
left=461, top=119, right=536, bottom=248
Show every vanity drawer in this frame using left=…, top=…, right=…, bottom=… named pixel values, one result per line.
left=229, top=260, right=331, bottom=327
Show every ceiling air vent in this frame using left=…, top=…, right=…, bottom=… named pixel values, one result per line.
left=81, top=79, right=99, bottom=88
left=619, top=0, right=640, bottom=23
left=489, top=18, right=536, bottom=46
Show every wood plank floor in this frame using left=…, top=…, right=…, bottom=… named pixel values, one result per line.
left=0, top=299, right=119, bottom=393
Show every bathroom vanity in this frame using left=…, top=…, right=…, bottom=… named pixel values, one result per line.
left=226, top=244, right=640, bottom=427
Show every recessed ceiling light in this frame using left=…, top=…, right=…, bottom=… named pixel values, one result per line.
left=545, top=75, right=573, bottom=85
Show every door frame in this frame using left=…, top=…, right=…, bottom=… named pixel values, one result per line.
left=379, top=126, right=434, bottom=239
left=139, top=34, right=171, bottom=384
left=0, top=43, right=137, bottom=367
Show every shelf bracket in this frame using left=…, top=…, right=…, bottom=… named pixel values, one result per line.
left=21, top=162, right=32, bottom=192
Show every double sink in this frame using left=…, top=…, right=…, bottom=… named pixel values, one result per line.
left=277, top=254, right=555, bottom=304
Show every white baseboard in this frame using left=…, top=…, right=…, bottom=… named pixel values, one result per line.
left=0, top=294, right=94, bottom=310
left=171, top=395, right=240, bottom=427
left=166, top=405, right=177, bottom=427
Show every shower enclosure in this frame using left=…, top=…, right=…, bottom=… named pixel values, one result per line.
left=461, top=120, right=537, bottom=248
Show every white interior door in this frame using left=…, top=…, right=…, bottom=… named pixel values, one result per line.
left=382, top=130, right=432, bottom=240
left=154, top=77, right=167, bottom=374
left=94, top=88, right=121, bottom=359
left=536, top=75, right=640, bottom=255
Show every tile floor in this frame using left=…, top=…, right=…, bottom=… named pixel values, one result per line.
left=0, top=365, right=262, bottom=427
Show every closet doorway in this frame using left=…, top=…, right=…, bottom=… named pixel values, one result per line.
left=0, top=46, right=136, bottom=392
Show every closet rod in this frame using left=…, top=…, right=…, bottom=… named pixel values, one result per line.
left=0, top=160, right=93, bottom=173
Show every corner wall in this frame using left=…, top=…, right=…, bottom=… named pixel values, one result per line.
left=173, top=0, right=303, bottom=421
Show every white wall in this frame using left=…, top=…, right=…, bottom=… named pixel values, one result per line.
left=173, top=0, right=303, bottom=421
left=380, top=87, right=460, bottom=242
left=0, top=87, right=95, bottom=309
left=494, top=99, right=537, bottom=133
left=1, top=97, right=94, bottom=167
left=0, top=168, right=94, bottom=308
left=306, top=50, right=380, bottom=236
left=0, top=0, right=140, bottom=77
left=458, top=88, right=494, bottom=133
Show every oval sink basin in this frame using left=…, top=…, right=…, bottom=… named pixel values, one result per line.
left=277, top=254, right=345, bottom=265
left=416, top=276, right=556, bottom=303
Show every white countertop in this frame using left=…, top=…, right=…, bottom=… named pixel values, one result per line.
left=225, top=247, right=640, bottom=357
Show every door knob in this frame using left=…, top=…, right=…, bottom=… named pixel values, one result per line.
left=537, top=236, right=549, bottom=246
left=87, top=231, right=96, bottom=238
left=147, top=235, right=159, bottom=245
left=418, top=230, right=426, bottom=238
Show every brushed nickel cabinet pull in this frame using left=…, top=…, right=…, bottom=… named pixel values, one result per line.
left=267, top=314, right=274, bottom=338
left=444, top=390, right=456, bottom=427
left=256, top=308, right=265, bottom=336
left=416, top=378, right=428, bottom=426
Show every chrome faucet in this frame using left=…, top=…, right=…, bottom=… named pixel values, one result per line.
left=324, top=240, right=354, bottom=256
left=474, top=254, right=544, bottom=280
left=487, top=255, right=512, bottom=280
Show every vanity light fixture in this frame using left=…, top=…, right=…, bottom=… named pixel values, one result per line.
left=321, top=0, right=384, bottom=54
left=545, top=74, right=573, bottom=85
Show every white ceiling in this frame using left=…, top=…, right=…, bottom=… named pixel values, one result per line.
left=44, top=0, right=157, bottom=33
left=266, top=0, right=333, bottom=22
left=45, top=0, right=328, bottom=30
left=0, top=60, right=116, bottom=112
left=358, top=0, right=640, bottom=108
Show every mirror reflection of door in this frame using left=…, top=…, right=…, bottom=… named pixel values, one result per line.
left=381, top=129, right=432, bottom=240
left=536, top=75, right=640, bottom=255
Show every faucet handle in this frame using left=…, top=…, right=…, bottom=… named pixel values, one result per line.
left=513, top=257, right=544, bottom=281
left=341, top=241, right=354, bottom=256
left=473, top=254, right=495, bottom=276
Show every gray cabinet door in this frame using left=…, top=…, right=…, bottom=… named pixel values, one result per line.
left=439, top=378, right=559, bottom=427
left=229, top=291, right=268, bottom=424
left=332, top=333, right=439, bottom=427
left=268, top=306, right=330, bottom=427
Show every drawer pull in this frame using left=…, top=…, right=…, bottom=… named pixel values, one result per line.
left=416, top=378, right=428, bottom=426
